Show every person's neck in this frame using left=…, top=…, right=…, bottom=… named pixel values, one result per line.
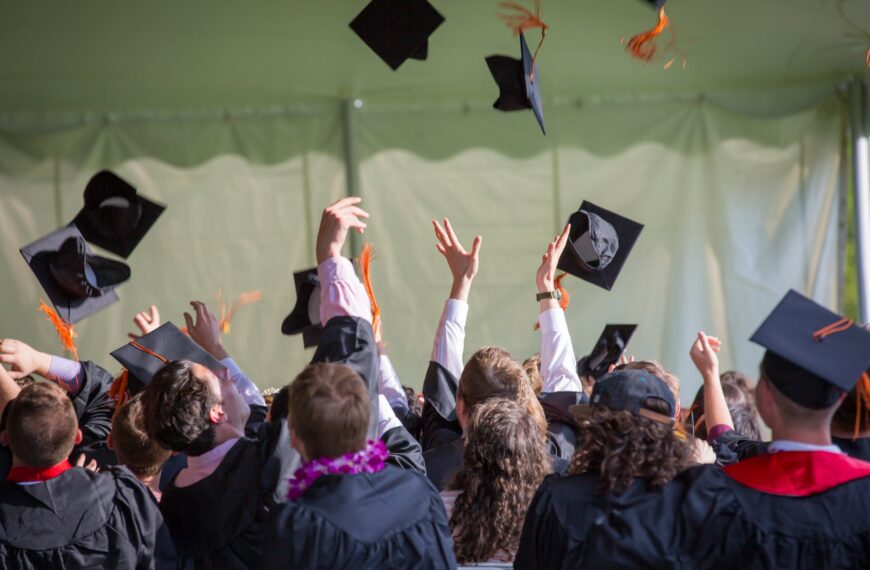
left=138, top=472, right=162, bottom=501
left=771, top=423, right=833, bottom=446
left=212, top=424, right=244, bottom=447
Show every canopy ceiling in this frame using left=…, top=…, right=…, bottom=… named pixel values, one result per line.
left=1, top=0, right=869, bottom=115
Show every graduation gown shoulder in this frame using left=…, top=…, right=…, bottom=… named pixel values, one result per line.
left=263, top=465, right=457, bottom=570
left=0, top=465, right=162, bottom=570
left=833, top=435, right=870, bottom=461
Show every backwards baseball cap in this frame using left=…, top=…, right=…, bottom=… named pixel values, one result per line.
left=486, top=32, right=546, bottom=135
left=571, top=368, right=676, bottom=426
left=558, top=201, right=644, bottom=291
left=751, top=289, right=870, bottom=409
left=281, top=268, right=323, bottom=349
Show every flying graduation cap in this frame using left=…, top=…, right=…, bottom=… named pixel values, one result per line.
left=486, top=1, right=548, bottom=134
left=281, top=268, right=323, bottom=349
left=72, top=170, right=165, bottom=259
left=577, top=324, right=638, bottom=379
left=557, top=201, right=644, bottom=291
left=20, top=224, right=130, bottom=324
left=751, top=290, right=870, bottom=409
left=349, top=0, right=445, bottom=70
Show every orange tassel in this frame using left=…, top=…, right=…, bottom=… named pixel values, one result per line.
left=216, top=289, right=262, bottom=335
left=626, top=7, right=670, bottom=62
left=359, top=243, right=382, bottom=339
left=109, top=369, right=130, bottom=418
left=866, top=43, right=870, bottom=68
left=854, top=372, right=870, bottom=440
left=38, top=300, right=79, bottom=362
left=498, top=1, right=548, bottom=80
left=533, top=272, right=570, bottom=331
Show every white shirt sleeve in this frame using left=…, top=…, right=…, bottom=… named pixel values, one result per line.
left=377, top=394, right=403, bottom=438
left=430, top=299, right=468, bottom=381
left=378, top=354, right=409, bottom=414
left=220, top=357, right=266, bottom=407
left=538, top=308, right=582, bottom=393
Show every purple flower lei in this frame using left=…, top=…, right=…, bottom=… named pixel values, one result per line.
left=287, top=439, right=389, bottom=501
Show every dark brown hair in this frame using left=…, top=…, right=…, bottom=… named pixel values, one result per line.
left=287, top=363, right=369, bottom=460
left=449, top=398, right=551, bottom=563
left=689, top=371, right=763, bottom=441
left=6, top=382, right=77, bottom=467
left=112, top=393, right=172, bottom=478
left=523, top=353, right=543, bottom=397
left=570, top=398, right=694, bottom=494
left=141, top=360, right=219, bottom=456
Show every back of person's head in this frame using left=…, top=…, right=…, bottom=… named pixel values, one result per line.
left=112, top=393, right=172, bottom=478
left=618, top=360, right=681, bottom=404
left=523, top=353, right=543, bottom=397
left=690, top=371, right=762, bottom=441
left=449, top=398, right=550, bottom=563
left=287, top=363, right=369, bottom=460
left=571, top=372, right=692, bottom=494
left=268, top=385, right=291, bottom=424
left=459, top=347, right=527, bottom=411
left=757, top=351, right=844, bottom=429
left=141, top=360, right=219, bottom=456
left=6, top=382, right=77, bottom=468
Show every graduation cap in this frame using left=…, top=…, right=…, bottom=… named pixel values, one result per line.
left=71, top=171, right=165, bottom=259
left=281, top=268, right=323, bottom=349
left=751, top=290, right=870, bottom=409
left=557, top=201, right=644, bottom=291
left=20, top=225, right=130, bottom=323
left=110, top=322, right=225, bottom=391
left=643, top=0, right=667, bottom=8
left=349, top=0, right=445, bottom=70
left=577, top=324, right=637, bottom=379
left=486, top=32, right=546, bottom=135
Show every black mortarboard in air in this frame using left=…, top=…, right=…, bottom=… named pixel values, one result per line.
left=281, top=268, right=323, bottom=349
left=643, top=0, right=668, bottom=8
left=349, top=0, right=445, bottom=70
left=71, top=171, right=165, bottom=259
left=485, top=32, right=545, bottom=134
left=751, top=290, right=870, bottom=410
left=557, top=201, right=644, bottom=291
left=20, top=225, right=130, bottom=323
left=577, top=324, right=638, bottom=379
left=111, top=322, right=225, bottom=390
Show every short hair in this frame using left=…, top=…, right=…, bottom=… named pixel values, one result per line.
left=141, top=361, right=219, bottom=456
left=6, top=382, right=77, bottom=467
left=523, top=354, right=543, bottom=397
left=268, top=385, right=291, bottom=424
left=287, top=363, right=369, bottom=460
left=112, top=393, right=172, bottom=478
left=458, top=347, right=527, bottom=412
left=619, top=360, right=680, bottom=403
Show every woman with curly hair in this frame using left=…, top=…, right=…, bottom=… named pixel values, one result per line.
left=515, top=368, right=695, bottom=569
left=442, top=397, right=551, bottom=564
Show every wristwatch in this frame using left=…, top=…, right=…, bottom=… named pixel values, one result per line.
left=536, top=290, right=562, bottom=302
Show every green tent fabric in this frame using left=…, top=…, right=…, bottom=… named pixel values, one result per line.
left=0, top=0, right=867, bottom=400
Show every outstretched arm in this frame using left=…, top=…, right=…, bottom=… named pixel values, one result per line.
left=536, top=224, right=582, bottom=393
left=689, top=332, right=731, bottom=436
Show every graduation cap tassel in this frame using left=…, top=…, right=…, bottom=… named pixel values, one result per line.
left=217, top=290, right=263, bottom=335
left=109, top=370, right=130, bottom=418
left=359, top=243, right=382, bottom=339
left=38, top=300, right=79, bottom=363
left=626, top=7, right=670, bottom=62
left=497, top=0, right=549, bottom=79
left=854, top=372, right=870, bottom=440
left=533, top=272, right=570, bottom=331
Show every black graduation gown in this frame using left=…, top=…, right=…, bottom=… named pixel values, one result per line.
left=262, top=465, right=457, bottom=570
left=713, top=430, right=870, bottom=464
left=516, top=452, right=870, bottom=570
left=832, top=435, right=870, bottom=461
left=0, top=466, right=162, bottom=569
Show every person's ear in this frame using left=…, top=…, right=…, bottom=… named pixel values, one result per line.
left=290, top=430, right=307, bottom=461
left=0, top=431, right=7, bottom=448
left=456, top=398, right=467, bottom=431
left=106, top=433, right=114, bottom=451
left=208, top=404, right=227, bottom=425
left=74, top=429, right=83, bottom=445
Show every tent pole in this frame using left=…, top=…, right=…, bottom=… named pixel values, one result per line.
left=850, top=78, right=870, bottom=324
left=341, top=98, right=361, bottom=257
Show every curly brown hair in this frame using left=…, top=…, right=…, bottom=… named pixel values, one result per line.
left=569, top=399, right=694, bottom=495
left=448, top=398, right=551, bottom=563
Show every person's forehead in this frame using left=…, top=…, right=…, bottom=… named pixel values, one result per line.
left=190, top=363, right=220, bottom=388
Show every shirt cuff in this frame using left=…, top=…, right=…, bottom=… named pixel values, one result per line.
left=219, top=357, right=266, bottom=407
left=317, top=257, right=372, bottom=324
left=377, top=394, right=403, bottom=438
left=443, top=299, right=469, bottom=325
left=378, top=354, right=408, bottom=412
left=708, top=424, right=733, bottom=443
left=538, top=307, right=567, bottom=334
left=47, top=356, right=82, bottom=391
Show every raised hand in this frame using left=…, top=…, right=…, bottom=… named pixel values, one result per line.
left=432, top=218, right=482, bottom=302
left=0, top=339, right=51, bottom=380
left=184, top=301, right=229, bottom=360
left=536, top=223, right=571, bottom=293
left=316, top=197, right=370, bottom=264
left=128, top=305, right=161, bottom=340
left=689, top=331, right=721, bottom=380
